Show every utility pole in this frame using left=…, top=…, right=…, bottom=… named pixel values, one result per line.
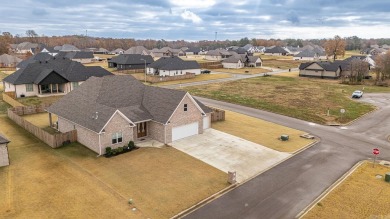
left=215, top=32, right=217, bottom=41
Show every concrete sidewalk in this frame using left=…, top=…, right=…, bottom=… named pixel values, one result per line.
left=171, top=129, right=290, bottom=183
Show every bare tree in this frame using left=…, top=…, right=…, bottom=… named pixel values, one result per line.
left=348, top=59, right=369, bottom=83
left=374, top=51, right=390, bottom=84
left=25, top=30, right=38, bottom=43
left=324, top=35, right=346, bottom=61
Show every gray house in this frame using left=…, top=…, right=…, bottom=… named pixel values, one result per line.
left=46, top=75, right=212, bottom=155
left=299, top=61, right=342, bottom=78
left=0, top=134, right=10, bottom=167
left=108, top=54, right=154, bottom=70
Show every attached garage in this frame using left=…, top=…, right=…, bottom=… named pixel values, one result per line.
left=172, top=122, right=199, bottom=141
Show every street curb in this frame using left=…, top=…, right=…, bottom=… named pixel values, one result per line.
left=170, top=184, right=238, bottom=219
left=291, top=136, right=319, bottom=155
left=330, top=106, right=379, bottom=127
left=295, top=160, right=366, bottom=219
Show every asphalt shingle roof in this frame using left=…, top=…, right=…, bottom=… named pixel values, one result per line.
left=0, top=54, right=22, bottom=65
left=265, top=46, right=288, bottom=54
left=46, top=75, right=210, bottom=133
left=4, top=58, right=112, bottom=85
left=55, top=51, right=94, bottom=59
left=108, top=54, right=153, bottom=65
left=16, top=53, right=54, bottom=69
left=148, top=56, right=200, bottom=70
left=299, top=61, right=341, bottom=71
left=124, top=46, right=148, bottom=54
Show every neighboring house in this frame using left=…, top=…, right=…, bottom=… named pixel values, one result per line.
left=15, top=42, right=40, bottom=54
left=293, top=49, right=327, bottom=61
left=222, top=54, right=262, bottom=69
left=54, top=44, right=80, bottom=52
left=41, top=47, right=58, bottom=56
left=94, top=48, right=109, bottom=54
left=0, top=54, right=22, bottom=68
left=16, top=52, right=53, bottom=70
left=110, top=48, right=125, bottom=55
left=264, top=46, right=289, bottom=56
left=361, top=47, right=387, bottom=56
left=55, top=51, right=95, bottom=64
left=3, top=58, right=112, bottom=98
left=381, top=44, right=390, bottom=50
left=0, top=134, right=10, bottom=167
left=299, top=61, right=342, bottom=79
left=147, top=56, right=201, bottom=76
left=149, top=47, right=186, bottom=58
left=124, top=46, right=149, bottom=55
left=205, top=49, right=232, bottom=61
left=344, top=55, right=375, bottom=68
left=285, top=46, right=301, bottom=55
left=185, top=47, right=201, bottom=55
left=108, top=54, right=153, bottom=70
left=46, top=75, right=212, bottom=155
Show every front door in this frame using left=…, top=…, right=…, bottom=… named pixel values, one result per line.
left=137, top=122, right=147, bottom=138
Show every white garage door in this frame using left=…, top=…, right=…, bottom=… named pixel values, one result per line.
left=172, top=122, right=199, bottom=141
left=203, top=116, right=210, bottom=129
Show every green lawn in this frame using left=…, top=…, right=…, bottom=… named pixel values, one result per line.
left=183, top=76, right=390, bottom=124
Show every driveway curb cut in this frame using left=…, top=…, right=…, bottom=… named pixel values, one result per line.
left=171, top=184, right=238, bottom=219
left=295, top=160, right=366, bottom=219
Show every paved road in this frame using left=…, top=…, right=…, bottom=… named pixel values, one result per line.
left=184, top=95, right=390, bottom=219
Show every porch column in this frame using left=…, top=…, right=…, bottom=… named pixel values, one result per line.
left=49, top=113, right=53, bottom=127
left=38, top=85, right=41, bottom=94
left=56, top=84, right=59, bottom=93
left=50, top=84, right=53, bottom=93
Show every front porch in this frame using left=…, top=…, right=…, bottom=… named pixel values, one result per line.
left=37, top=83, right=67, bottom=97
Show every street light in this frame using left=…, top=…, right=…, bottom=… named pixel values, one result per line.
left=140, top=58, right=146, bottom=83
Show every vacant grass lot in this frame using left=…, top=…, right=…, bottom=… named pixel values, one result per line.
left=0, top=116, right=227, bottom=219
left=304, top=162, right=390, bottom=219
left=213, top=68, right=270, bottom=74
left=276, top=71, right=300, bottom=77
left=130, top=73, right=231, bottom=85
left=183, top=76, right=390, bottom=124
left=180, top=55, right=215, bottom=63
left=83, top=61, right=116, bottom=72
left=212, top=110, right=315, bottom=153
left=262, top=59, right=303, bottom=69
left=17, top=95, right=62, bottom=106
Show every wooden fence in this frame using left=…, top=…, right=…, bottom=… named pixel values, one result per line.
left=2, top=92, right=24, bottom=107
left=7, top=107, right=77, bottom=148
left=199, top=61, right=223, bottom=69
left=209, top=107, right=225, bottom=122
left=114, top=69, right=145, bottom=74
left=132, top=73, right=196, bottom=83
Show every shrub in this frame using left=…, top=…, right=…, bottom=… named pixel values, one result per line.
left=128, top=141, right=135, bottom=149
left=105, top=147, right=112, bottom=154
left=117, top=146, right=124, bottom=153
left=111, top=149, right=117, bottom=155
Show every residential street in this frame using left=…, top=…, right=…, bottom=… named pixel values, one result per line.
left=184, top=95, right=390, bottom=219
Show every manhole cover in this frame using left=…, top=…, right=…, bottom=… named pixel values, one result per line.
left=376, top=175, right=383, bottom=179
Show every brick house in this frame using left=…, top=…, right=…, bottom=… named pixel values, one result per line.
left=0, top=134, right=10, bottom=167
left=46, top=75, right=212, bottom=155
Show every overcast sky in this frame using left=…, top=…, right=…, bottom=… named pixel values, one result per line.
left=1, top=0, right=389, bottom=40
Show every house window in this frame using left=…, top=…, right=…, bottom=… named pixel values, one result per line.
left=112, top=132, right=123, bottom=144
left=26, top=84, right=33, bottom=92
left=72, top=82, right=79, bottom=89
left=184, top=104, right=188, bottom=112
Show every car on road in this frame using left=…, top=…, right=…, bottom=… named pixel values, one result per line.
left=352, top=90, right=363, bottom=98
left=201, top=69, right=211, bottom=74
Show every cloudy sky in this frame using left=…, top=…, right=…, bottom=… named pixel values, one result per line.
left=0, top=0, right=389, bottom=40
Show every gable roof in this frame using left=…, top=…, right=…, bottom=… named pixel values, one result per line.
left=124, top=46, right=148, bottom=54
left=54, top=44, right=80, bottom=52
left=16, top=52, right=54, bottom=69
left=46, top=75, right=210, bottom=133
left=109, top=54, right=154, bottom=65
left=0, top=54, right=22, bottom=65
left=4, top=58, right=112, bottom=85
left=55, top=51, right=94, bottom=59
left=148, top=56, right=200, bottom=70
left=17, top=42, right=39, bottom=51
left=206, top=49, right=231, bottom=56
left=186, top=47, right=201, bottom=53
left=294, top=49, right=317, bottom=58
left=299, top=61, right=341, bottom=71
left=265, top=46, right=288, bottom=54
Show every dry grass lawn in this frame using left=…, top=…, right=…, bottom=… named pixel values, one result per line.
left=212, top=110, right=315, bottom=153
left=213, top=68, right=270, bottom=74
left=304, top=161, right=390, bottom=219
left=130, top=73, right=231, bottom=86
left=183, top=76, right=390, bottom=124
left=0, top=116, right=227, bottom=219
left=83, top=61, right=116, bottom=72
left=262, top=59, right=303, bottom=69
left=22, top=113, right=58, bottom=134
left=17, top=95, right=63, bottom=106
left=180, top=55, right=216, bottom=63
left=276, top=71, right=300, bottom=77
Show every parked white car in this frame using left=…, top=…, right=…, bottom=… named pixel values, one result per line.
left=352, top=90, right=363, bottom=98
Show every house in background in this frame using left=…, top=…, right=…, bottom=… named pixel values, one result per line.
left=185, top=47, right=201, bottom=55
left=0, top=134, right=10, bottom=167
left=149, top=47, right=186, bottom=58
left=0, top=54, right=22, bottom=68
left=55, top=51, right=95, bottom=64
left=15, top=42, right=40, bottom=54
left=205, top=49, right=232, bottom=61
left=41, top=47, right=59, bottom=56
left=222, top=54, right=262, bottom=69
left=16, top=52, right=53, bottom=70
left=299, top=61, right=342, bottom=79
left=54, top=44, right=80, bottom=52
left=147, top=56, right=200, bottom=76
left=46, top=75, right=212, bottom=155
left=110, top=48, right=125, bottom=55
left=124, top=46, right=149, bottom=55
left=108, top=54, right=153, bottom=70
left=264, top=46, right=289, bottom=56
left=3, top=58, right=112, bottom=98
left=293, top=49, right=327, bottom=61
left=94, top=48, right=109, bottom=54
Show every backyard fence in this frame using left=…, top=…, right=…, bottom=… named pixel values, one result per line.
left=132, top=73, right=196, bottom=83
left=7, top=106, right=77, bottom=148
left=209, top=107, right=225, bottom=122
left=115, top=69, right=145, bottom=74
left=2, top=92, right=24, bottom=107
left=199, top=61, right=223, bottom=69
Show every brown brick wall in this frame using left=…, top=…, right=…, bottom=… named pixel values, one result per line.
left=148, top=121, right=166, bottom=143
left=100, top=113, right=134, bottom=151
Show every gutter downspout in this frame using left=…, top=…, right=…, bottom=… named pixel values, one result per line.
left=98, top=133, right=102, bottom=156
left=164, top=124, right=167, bottom=144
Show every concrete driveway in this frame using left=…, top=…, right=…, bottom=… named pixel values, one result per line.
left=171, top=129, right=290, bottom=183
